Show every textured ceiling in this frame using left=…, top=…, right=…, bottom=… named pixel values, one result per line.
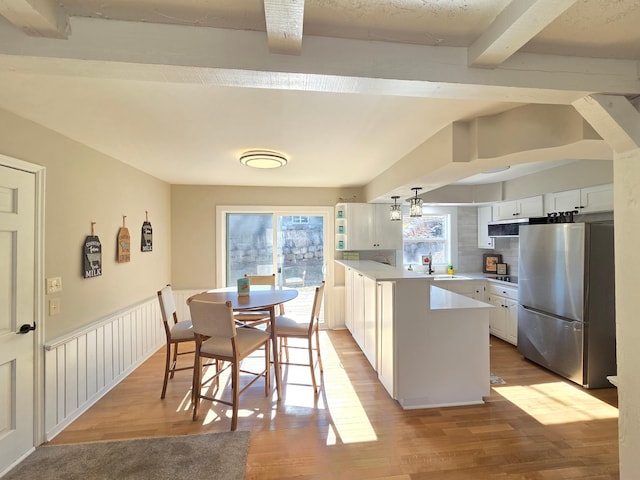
left=0, top=0, right=637, bottom=193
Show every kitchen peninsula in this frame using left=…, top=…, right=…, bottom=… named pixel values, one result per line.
left=337, top=259, right=494, bottom=409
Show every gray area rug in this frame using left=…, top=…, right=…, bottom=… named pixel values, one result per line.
left=490, top=372, right=506, bottom=385
left=4, top=431, right=249, bottom=480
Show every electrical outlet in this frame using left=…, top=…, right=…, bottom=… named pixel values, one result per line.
left=46, top=277, right=63, bottom=294
left=49, top=298, right=61, bottom=316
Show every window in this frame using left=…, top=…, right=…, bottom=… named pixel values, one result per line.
left=402, top=207, right=456, bottom=267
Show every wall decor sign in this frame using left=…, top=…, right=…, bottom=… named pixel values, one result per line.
left=117, top=215, right=131, bottom=263
left=141, top=210, right=153, bottom=252
left=483, top=253, right=503, bottom=273
left=83, top=222, right=102, bottom=278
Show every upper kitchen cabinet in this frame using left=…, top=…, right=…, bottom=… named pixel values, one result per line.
left=544, top=184, right=613, bottom=215
left=492, top=196, right=543, bottom=220
left=335, top=203, right=402, bottom=251
left=477, top=205, right=495, bottom=249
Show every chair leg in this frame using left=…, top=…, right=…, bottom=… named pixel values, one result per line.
left=192, top=354, right=201, bottom=421
left=264, top=341, right=271, bottom=396
left=169, top=342, right=179, bottom=379
left=161, top=342, right=171, bottom=399
left=315, top=327, right=323, bottom=373
left=231, top=362, right=240, bottom=431
left=307, top=336, right=318, bottom=393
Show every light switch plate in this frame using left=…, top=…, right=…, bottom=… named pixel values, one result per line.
left=49, top=298, right=61, bottom=316
left=46, top=277, right=62, bottom=294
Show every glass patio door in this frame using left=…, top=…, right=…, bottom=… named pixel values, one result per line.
left=225, top=211, right=326, bottom=321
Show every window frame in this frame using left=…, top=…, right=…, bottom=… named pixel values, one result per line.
left=401, top=205, right=458, bottom=270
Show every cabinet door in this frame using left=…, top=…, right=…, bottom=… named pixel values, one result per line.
left=352, top=272, right=365, bottom=350
left=488, top=295, right=506, bottom=338
left=363, top=276, right=377, bottom=369
left=345, top=268, right=354, bottom=333
left=545, top=189, right=580, bottom=214
left=374, top=204, right=402, bottom=250
left=517, top=196, right=543, bottom=218
left=477, top=205, right=494, bottom=249
left=580, top=184, right=613, bottom=213
left=505, top=298, right=518, bottom=345
left=492, top=201, right=518, bottom=220
left=377, top=281, right=395, bottom=397
left=347, top=203, right=374, bottom=250
left=473, top=283, right=486, bottom=301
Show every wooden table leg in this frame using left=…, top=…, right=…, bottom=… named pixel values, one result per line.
left=270, top=305, right=281, bottom=400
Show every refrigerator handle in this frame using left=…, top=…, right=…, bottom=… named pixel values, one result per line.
left=521, top=305, right=583, bottom=325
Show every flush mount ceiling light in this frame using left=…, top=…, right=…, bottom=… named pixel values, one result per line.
left=409, top=187, right=423, bottom=218
left=239, top=150, right=288, bottom=169
left=390, top=196, right=402, bottom=221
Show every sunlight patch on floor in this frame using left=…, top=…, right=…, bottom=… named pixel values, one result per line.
left=493, top=381, right=618, bottom=425
left=318, top=332, right=378, bottom=445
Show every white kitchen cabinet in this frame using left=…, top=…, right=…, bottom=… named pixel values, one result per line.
left=335, top=203, right=401, bottom=251
left=487, top=282, right=518, bottom=345
left=487, top=294, right=506, bottom=338
left=344, top=268, right=354, bottom=333
left=344, top=268, right=377, bottom=370
left=477, top=205, right=495, bottom=249
left=504, top=298, right=518, bottom=345
left=436, top=280, right=486, bottom=301
left=377, top=281, right=395, bottom=397
left=544, top=184, right=613, bottom=215
left=352, top=271, right=365, bottom=351
left=544, top=189, right=580, bottom=214
left=492, top=196, right=543, bottom=220
left=363, top=276, right=377, bottom=370
left=579, top=184, right=613, bottom=213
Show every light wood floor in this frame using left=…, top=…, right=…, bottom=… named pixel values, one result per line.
left=49, top=331, right=619, bottom=479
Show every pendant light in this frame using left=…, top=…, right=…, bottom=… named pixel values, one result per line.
left=409, top=187, right=423, bottom=217
left=389, top=196, right=402, bottom=221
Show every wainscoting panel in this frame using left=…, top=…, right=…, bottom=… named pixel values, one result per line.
left=43, top=296, right=168, bottom=441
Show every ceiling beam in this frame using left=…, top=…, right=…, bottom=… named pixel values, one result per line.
left=0, top=0, right=69, bottom=38
left=264, top=0, right=304, bottom=55
left=468, top=0, right=576, bottom=67
left=573, top=94, right=640, bottom=154
left=0, top=16, right=639, bottom=103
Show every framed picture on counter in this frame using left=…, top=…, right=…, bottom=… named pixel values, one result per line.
left=483, top=254, right=502, bottom=273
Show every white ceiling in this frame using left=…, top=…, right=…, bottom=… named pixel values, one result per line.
left=0, top=0, right=638, bottom=193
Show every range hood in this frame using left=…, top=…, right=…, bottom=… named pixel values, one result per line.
left=487, top=218, right=530, bottom=237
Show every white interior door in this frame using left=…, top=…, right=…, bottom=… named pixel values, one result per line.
left=0, top=166, right=36, bottom=473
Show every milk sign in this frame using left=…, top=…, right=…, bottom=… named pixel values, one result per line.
left=83, top=235, right=102, bottom=278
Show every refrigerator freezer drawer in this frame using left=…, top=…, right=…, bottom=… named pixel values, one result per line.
left=517, top=306, right=584, bottom=386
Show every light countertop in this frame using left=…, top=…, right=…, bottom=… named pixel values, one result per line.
left=335, top=259, right=512, bottom=284
left=430, top=285, right=494, bottom=310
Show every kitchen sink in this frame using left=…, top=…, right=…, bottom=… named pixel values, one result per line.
left=432, top=275, right=471, bottom=280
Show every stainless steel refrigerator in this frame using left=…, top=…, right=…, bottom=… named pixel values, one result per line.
left=517, top=222, right=616, bottom=388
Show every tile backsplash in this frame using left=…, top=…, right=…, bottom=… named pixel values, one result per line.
left=456, top=207, right=518, bottom=275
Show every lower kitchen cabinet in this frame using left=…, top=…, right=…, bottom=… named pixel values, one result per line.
left=344, top=267, right=377, bottom=370
left=435, top=280, right=486, bottom=301
left=377, top=281, right=395, bottom=396
left=487, top=282, right=518, bottom=345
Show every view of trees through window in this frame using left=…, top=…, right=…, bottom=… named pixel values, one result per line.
left=402, top=214, right=449, bottom=266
